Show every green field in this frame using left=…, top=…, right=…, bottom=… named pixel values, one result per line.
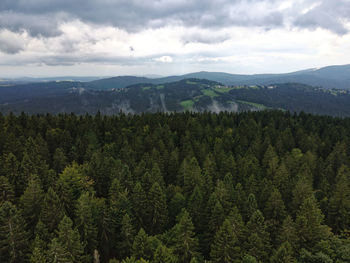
left=213, top=87, right=234, bottom=93
left=142, top=86, right=152, bottom=91
left=186, top=80, right=198, bottom=85
left=236, top=100, right=268, bottom=109
left=180, top=100, right=194, bottom=110
left=156, top=85, right=164, bottom=90
left=202, top=89, right=218, bottom=98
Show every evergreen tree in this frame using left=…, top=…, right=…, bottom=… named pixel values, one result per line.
left=48, top=238, right=71, bottom=263
left=132, top=228, right=153, bottom=261
left=153, top=244, right=178, bottom=263
left=210, top=218, right=241, bottom=263
left=295, top=196, right=331, bottom=250
left=277, top=216, right=299, bottom=252
left=52, top=148, right=67, bottom=174
left=54, top=215, right=85, bottom=262
left=327, top=166, right=350, bottom=233
left=132, top=182, right=148, bottom=229
left=172, top=209, right=200, bottom=263
left=270, top=241, right=296, bottom=263
left=0, top=176, right=14, bottom=205
left=19, top=174, right=44, bottom=236
left=245, top=210, right=271, bottom=262
left=30, top=247, right=47, bottom=263
left=118, top=213, right=135, bottom=259
left=40, top=187, right=65, bottom=233
left=0, top=201, right=29, bottom=263
left=2, top=153, right=21, bottom=197
left=147, top=182, right=168, bottom=234
left=75, top=191, right=99, bottom=257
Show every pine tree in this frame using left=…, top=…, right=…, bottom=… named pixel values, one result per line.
left=0, top=201, right=29, bottom=263
left=40, top=187, right=65, bottom=233
left=0, top=176, right=14, bottom=205
left=210, top=218, right=241, bottom=263
left=264, top=188, right=287, bottom=244
left=295, top=196, right=331, bottom=250
left=2, top=153, right=21, bottom=197
left=48, top=238, right=71, bottom=263
left=53, top=148, right=67, bottom=174
left=172, top=209, right=200, bottom=263
left=327, top=166, right=350, bottom=233
left=277, top=216, right=299, bottom=252
left=19, top=174, right=44, bottom=236
left=30, top=247, right=47, bottom=263
left=245, top=193, right=258, bottom=220
left=75, top=191, right=99, bottom=256
left=147, top=182, right=168, bottom=234
left=270, top=241, right=296, bottom=263
left=132, top=182, right=148, bottom=229
left=153, top=244, right=178, bottom=263
left=179, top=157, right=203, bottom=198
left=245, top=210, right=271, bottom=262
left=188, top=185, right=204, bottom=231
left=118, top=213, right=136, bottom=259
left=55, top=215, right=85, bottom=262
left=132, top=228, right=153, bottom=261
left=291, top=175, right=314, bottom=212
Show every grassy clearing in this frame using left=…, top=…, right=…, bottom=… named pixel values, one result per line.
left=202, top=89, right=218, bottom=98
left=180, top=100, right=194, bottom=110
left=214, top=87, right=234, bottom=93
left=142, top=86, right=152, bottom=91
left=156, top=85, right=164, bottom=90
left=186, top=80, right=198, bottom=85
left=194, top=95, right=204, bottom=102
left=236, top=100, right=267, bottom=109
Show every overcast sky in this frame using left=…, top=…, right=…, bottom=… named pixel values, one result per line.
left=0, top=0, right=349, bottom=77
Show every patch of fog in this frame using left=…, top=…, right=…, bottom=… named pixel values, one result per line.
left=71, top=87, right=86, bottom=95
left=108, top=100, right=135, bottom=114
left=207, top=100, right=238, bottom=113
left=159, top=93, right=168, bottom=112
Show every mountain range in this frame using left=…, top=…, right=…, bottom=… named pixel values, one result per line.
left=1, top=64, right=350, bottom=116
left=86, top=64, right=350, bottom=90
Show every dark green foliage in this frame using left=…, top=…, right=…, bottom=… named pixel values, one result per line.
left=172, top=209, right=200, bottom=263
left=53, top=215, right=85, bottom=262
left=19, top=175, right=44, bottom=236
left=210, top=218, right=241, bottom=263
left=1, top=111, right=350, bottom=262
left=40, top=187, right=65, bottom=233
left=0, top=176, right=14, bottom=205
left=0, top=201, right=29, bottom=263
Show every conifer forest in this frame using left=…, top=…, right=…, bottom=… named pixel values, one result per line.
left=1, top=110, right=350, bottom=263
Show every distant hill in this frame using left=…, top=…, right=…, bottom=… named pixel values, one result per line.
left=2, top=78, right=350, bottom=117
left=86, top=64, right=350, bottom=90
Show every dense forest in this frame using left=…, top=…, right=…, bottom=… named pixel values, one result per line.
left=1, top=111, right=350, bottom=262
left=3, top=79, right=350, bottom=117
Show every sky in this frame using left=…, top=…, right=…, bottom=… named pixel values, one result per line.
left=0, top=0, right=350, bottom=77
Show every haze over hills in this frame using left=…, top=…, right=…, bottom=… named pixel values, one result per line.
left=86, top=64, right=350, bottom=90
left=2, top=78, right=350, bottom=117
left=1, top=64, right=350, bottom=116
left=2, top=64, right=350, bottom=90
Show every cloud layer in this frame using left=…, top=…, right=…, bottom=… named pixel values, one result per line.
left=0, top=0, right=349, bottom=76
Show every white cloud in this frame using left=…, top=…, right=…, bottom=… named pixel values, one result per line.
left=0, top=0, right=350, bottom=76
left=154, top=56, right=173, bottom=63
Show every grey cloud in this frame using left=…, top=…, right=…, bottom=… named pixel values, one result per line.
left=0, top=39, right=23, bottom=54
left=0, top=52, right=177, bottom=66
left=293, top=0, right=350, bottom=35
left=0, top=11, right=69, bottom=37
left=0, top=0, right=286, bottom=37
left=181, top=32, right=230, bottom=44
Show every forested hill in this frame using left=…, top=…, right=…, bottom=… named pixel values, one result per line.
left=2, top=79, right=350, bottom=116
left=1, top=111, right=350, bottom=262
